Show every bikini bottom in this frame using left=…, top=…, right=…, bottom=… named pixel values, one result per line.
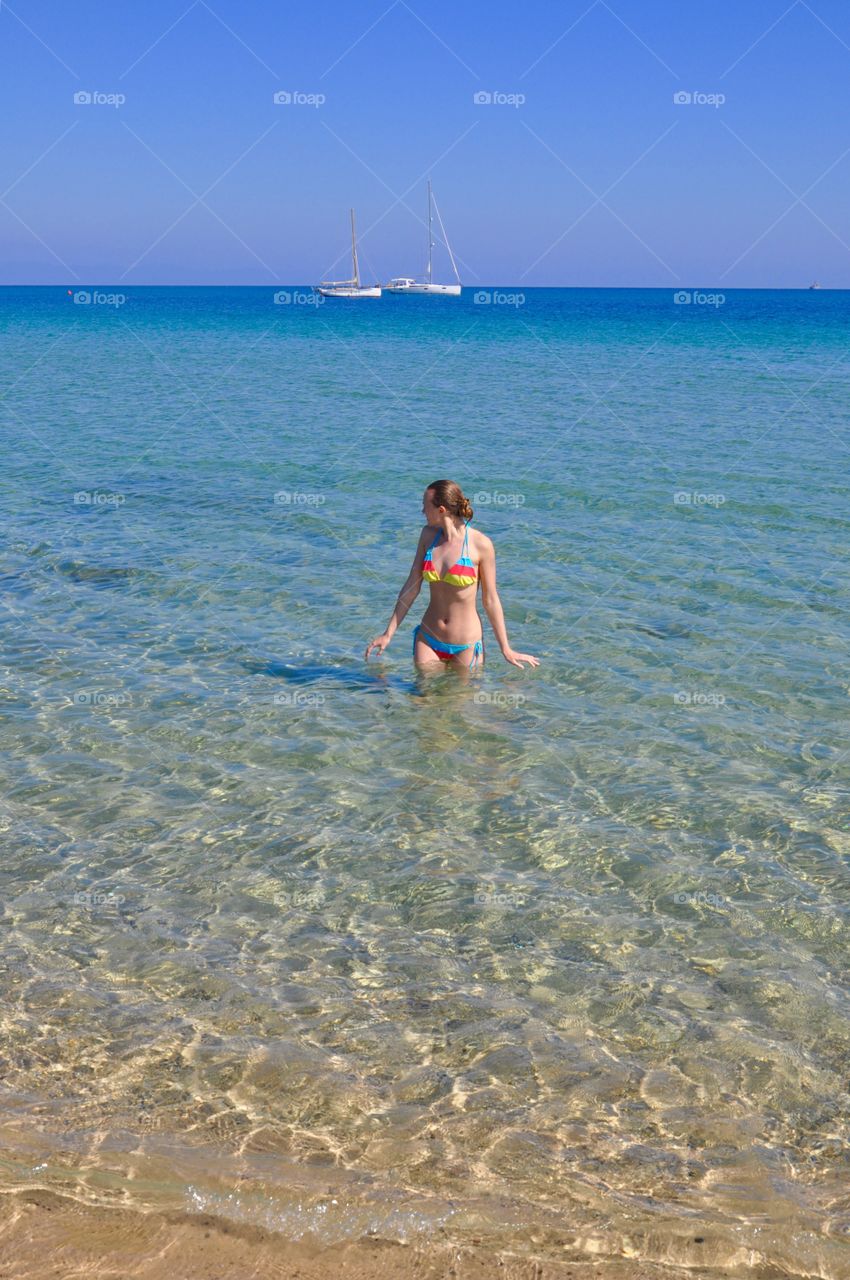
left=412, top=622, right=483, bottom=669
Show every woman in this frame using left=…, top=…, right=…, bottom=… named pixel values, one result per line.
left=365, top=480, right=540, bottom=671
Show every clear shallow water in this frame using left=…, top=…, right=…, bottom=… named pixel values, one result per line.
left=1, top=286, right=849, bottom=1276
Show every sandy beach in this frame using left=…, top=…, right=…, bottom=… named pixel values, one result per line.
left=1, top=1188, right=726, bottom=1280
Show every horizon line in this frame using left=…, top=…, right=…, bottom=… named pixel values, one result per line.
left=0, top=283, right=846, bottom=292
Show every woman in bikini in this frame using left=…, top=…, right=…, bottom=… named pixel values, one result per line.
left=364, top=479, right=540, bottom=671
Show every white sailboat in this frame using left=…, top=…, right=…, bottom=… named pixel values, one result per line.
left=385, top=181, right=461, bottom=295
left=316, top=209, right=381, bottom=298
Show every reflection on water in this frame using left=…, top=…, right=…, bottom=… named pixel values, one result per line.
left=1, top=287, right=849, bottom=1277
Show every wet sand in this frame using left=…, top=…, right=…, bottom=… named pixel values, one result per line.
left=0, top=1189, right=722, bottom=1280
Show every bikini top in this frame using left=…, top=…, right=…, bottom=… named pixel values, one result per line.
left=422, top=520, right=478, bottom=588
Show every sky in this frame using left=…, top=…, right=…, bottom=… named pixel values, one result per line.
left=1, top=0, right=850, bottom=287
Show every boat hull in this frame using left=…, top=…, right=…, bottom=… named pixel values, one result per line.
left=316, top=286, right=382, bottom=298
left=384, top=283, right=461, bottom=295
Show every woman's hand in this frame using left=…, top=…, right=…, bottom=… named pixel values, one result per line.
left=502, top=648, right=540, bottom=669
left=365, top=632, right=392, bottom=661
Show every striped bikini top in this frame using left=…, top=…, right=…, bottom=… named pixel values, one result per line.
left=422, top=520, right=477, bottom=588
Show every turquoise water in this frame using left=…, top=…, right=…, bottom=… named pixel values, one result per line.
left=1, top=286, right=849, bottom=1276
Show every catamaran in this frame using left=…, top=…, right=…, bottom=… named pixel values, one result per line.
left=316, top=209, right=381, bottom=298
left=385, top=181, right=461, bottom=295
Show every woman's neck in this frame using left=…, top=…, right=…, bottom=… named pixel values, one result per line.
left=438, top=516, right=466, bottom=541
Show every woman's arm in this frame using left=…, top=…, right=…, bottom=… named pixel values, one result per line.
left=478, top=535, right=540, bottom=669
left=365, top=529, right=427, bottom=660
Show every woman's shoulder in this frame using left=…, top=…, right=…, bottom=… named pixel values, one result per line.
left=470, top=526, right=493, bottom=553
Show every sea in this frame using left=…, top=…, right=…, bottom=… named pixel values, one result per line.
left=1, top=286, right=848, bottom=1277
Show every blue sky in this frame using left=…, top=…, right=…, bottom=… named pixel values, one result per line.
left=2, top=0, right=850, bottom=286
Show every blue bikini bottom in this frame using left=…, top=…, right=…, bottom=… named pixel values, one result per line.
left=413, top=623, right=483, bottom=668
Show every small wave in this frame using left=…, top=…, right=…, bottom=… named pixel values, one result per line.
left=185, top=1184, right=454, bottom=1246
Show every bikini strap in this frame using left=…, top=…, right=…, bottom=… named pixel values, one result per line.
left=461, top=520, right=470, bottom=555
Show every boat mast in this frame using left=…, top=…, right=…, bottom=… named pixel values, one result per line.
left=427, top=179, right=433, bottom=285
left=350, top=208, right=360, bottom=287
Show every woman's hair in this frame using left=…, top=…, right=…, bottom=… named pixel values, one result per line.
left=426, top=479, right=473, bottom=521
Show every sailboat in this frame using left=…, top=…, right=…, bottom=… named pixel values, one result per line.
left=316, top=209, right=381, bottom=298
left=385, top=181, right=461, bottom=295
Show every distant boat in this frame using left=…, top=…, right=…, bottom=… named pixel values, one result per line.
left=808, top=281, right=823, bottom=290
left=385, top=181, right=461, bottom=295
left=316, top=209, right=381, bottom=298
